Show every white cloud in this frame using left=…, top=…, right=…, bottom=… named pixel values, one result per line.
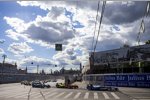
left=4, top=17, right=28, bottom=33
left=4, top=1, right=149, bottom=67
left=8, top=42, right=33, bottom=54
left=18, top=56, right=57, bottom=73
left=4, top=7, right=75, bottom=47
left=5, top=59, right=17, bottom=66
left=0, top=48, right=5, bottom=54
left=2, top=56, right=56, bottom=73
left=19, top=56, right=53, bottom=66
left=0, top=39, right=5, bottom=44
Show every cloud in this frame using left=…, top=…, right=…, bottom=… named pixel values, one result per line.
left=19, top=56, right=54, bottom=66
left=25, top=21, right=74, bottom=43
left=4, top=6, right=75, bottom=46
left=104, top=1, right=147, bottom=24
left=4, top=17, right=28, bottom=33
left=4, top=1, right=150, bottom=67
left=5, top=58, right=17, bottom=65
left=7, top=56, right=56, bottom=73
left=0, top=39, right=5, bottom=44
left=0, top=48, right=5, bottom=54
left=8, top=42, right=33, bottom=54
left=53, top=48, right=79, bottom=65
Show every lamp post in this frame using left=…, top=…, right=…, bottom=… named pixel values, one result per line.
left=1, top=54, right=7, bottom=83
left=37, top=65, right=39, bottom=74
left=2, top=54, right=7, bottom=74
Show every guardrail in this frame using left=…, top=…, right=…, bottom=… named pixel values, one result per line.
left=0, top=74, right=62, bottom=84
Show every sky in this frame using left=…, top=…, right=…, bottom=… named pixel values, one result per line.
left=0, top=1, right=149, bottom=73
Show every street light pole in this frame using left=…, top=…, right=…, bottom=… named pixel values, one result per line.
left=2, top=54, right=7, bottom=74
left=1, top=54, right=7, bottom=83
left=37, top=65, right=39, bottom=74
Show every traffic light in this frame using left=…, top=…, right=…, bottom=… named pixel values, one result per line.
left=55, top=44, right=62, bottom=51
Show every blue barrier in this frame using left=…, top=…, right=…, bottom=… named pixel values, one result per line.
left=104, top=74, right=150, bottom=88
left=84, top=74, right=150, bottom=88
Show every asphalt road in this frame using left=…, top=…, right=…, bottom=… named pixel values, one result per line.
left=0, top=83, right=142, bottom=100
left=119, top=87, right=150, bottom=100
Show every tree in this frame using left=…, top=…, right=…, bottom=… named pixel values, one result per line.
left=145, top=40, right=150, bottom=44
left=123, top=44, right=130, bottom=48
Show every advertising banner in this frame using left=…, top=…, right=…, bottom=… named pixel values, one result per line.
left=104, top=74, right=150, bottom=88
left=90, top=44, right=150, bottom=65
left=84, top=74, right=150, bottom=88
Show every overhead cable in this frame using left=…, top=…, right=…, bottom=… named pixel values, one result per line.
left=91, top=1, right=100, bottom=53
left=93, top=1, right=106, bottom=52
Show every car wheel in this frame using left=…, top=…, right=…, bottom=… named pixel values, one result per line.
left=114, top=88, right=118, bottom=91
left=47, top=85, right=50, bottom=88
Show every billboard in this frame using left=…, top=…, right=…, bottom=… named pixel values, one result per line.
left=83, top=74, right=150, bottom=88
left=90, top=44, right=150, bottom=65
left=104, top=74, right=150, bottom=88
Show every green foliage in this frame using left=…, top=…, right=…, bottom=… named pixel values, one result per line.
left=145, top=40, right=150, bottom=44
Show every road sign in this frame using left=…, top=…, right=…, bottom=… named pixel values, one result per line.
left=55, top=44, right=62, bottom=51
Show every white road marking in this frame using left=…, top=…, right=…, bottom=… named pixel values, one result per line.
left=42, top=89, right=57, bottom=96
left=103, top=92, right=110, bottom=99
left=30, top=92, right=41, bottom=97
left=111, top=92, right=120, bottom=99
left=0, top=90, right=27, bottom=97
left=64, top=92, right=73, bottom=99
left=29, top=89, right=57, bottom=99
left=55, top=92, right=65, bottom=98
left=46, top=92, right=58, bottom=98
left=33, top=95, right=42, bottom=99
left=84, top=92, right=89, bottom=99
left=15, top=94, right=28, bottom=98
left=94, top=92, right=98, bottom=99
left=74, top=92, right=81, bottom=99
left=6, top=91, right=28, bottom=98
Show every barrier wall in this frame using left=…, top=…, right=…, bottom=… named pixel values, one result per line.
left=0, top=74, right=62, bottom=84
left=83, top=73, right=150, bottom=88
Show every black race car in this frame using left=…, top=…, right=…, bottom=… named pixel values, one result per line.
left=21, top=80, right=31, bottom=85
left=32, top=81, right=50, bottom=88
left=87, top=84, right=118, bottom=91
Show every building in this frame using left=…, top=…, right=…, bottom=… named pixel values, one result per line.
left=0, top=63, right=27, bottom=74
left=89, top=44, right=150, bottom=74
left=0, top=63, right=18, bottom=74
left=18, top=67, right=27, bottom=74
left=82, top=62, right=90, bottom=74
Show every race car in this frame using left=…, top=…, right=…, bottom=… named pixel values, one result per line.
left=87, top=84, right=118, bottom=91
left=32, top=80, right=51, bottom=88
left=56, top=83, right=78, bottom=89
left=67, top=84, right=78, bottom=89
left=56, top=83, right=66, bottom=88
